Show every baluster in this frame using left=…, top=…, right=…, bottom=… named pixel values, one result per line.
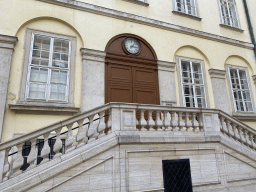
left=98, top=112, right=106, bottom=138
left=139, top=110, right=147, bottom=131
left=2, top=148, right=11, bottom=181
left=155, top=111, right=163, bottom=131
left=251, top=134, right=256, bottom=149
left=237, top=127, right=243, bottom=142
left=178, top=112, right=185, bottom=131
left=247, top=132, right=253, bottom=147
left=171, top=112, right=178, bottom=131
left=192, top=113, right=199, bottom=131
left=163, top=111, right=171, bottom=131
left=53, top=127, right=63, bottom=158
left=39, top=133, right=50, bottom=164
left=88, top=115, right=99, bottom=143
left=11, top=143, right=23, bottom=177
left=26, top=138, right=38, bottom=170
left=227, top=120, right=234, bottom=137
left=232, top=123, right=239, bottom=140
left=185, top=112, right=192, bottom=131
left=198, top=113, right=203, bottom=131
left=244, top=130, right=249, bottom=145
left=219, top=116, right=228, bottom=133
left=106, top=110, right=112, bottom=134
left=65, top=124, right=75, bottom=153
left=76, top=119, right=87, bottom=148
left=239, top=128, right=247, bottom=143
left=148, top=110, right=155, bottom=131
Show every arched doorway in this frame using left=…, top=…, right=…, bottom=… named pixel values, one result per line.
left=105, top=34, right=160, bottom=105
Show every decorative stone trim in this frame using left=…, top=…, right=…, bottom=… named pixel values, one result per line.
left=172, top=11, right=202, bottom=21
left=37, top=0, right=254, bottom=50
left=122, top=0, right=149, bottom=6
left=9, top=104, right=80, bottom=113
left=209, top=69, right=226, bottom=79
left=80, top=48, right=106, bottom=62
left=219, top=24, right=244, bottom=33
left=252, top=75, right=256, bottom=85
left=233, top=115, right=256, bottom=121
left=0, top=34, right=18, bottom=49
left=157, top=60, right=176, bottom=72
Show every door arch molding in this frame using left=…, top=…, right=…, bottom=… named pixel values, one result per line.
left=105, top=33, right=160, bottom=105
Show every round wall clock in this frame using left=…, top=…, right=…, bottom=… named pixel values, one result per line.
left=123, top=38, right=141, bottom=54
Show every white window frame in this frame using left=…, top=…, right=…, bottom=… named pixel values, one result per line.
left=17, top=29, right=77, bottom=107
left=227, top=66, right=254, bottom=112
left=173, top=0, right=198, bottom=17
left=25, top=33, right=71, bottom=102
left=218, top=0, right=240, bottom=28
left=178, top=58, right=207, bottom=108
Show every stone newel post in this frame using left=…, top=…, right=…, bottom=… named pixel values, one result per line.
left=0, top=34, right=18, bottom=140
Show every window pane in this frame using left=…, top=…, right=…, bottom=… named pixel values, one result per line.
left=50, top=85, right=66, bottom=100
left=33, top=35, right=50, bottom=51
left=30, top=67, right=48, bottom=83
left=51, top=70, right=68, bottom=85
left=28, top=83, right=46, bottom=99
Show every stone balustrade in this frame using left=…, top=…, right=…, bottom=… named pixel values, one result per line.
left=0, top=102, right=255, bottom=183
left=219, top=111, right=256, bottom=149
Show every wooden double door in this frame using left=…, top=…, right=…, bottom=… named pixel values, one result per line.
left=105, top=61, right=160, bottom=105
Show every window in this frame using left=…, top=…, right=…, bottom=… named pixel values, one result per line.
left=16, top=29, right=77, bottom=111
left=162, top=159, right=193, bottom=192
left=219, top=0, right=240, bottom=28
left=174, top=0, right=198, bottom=16
left=228, top=67, right=253, bottom=112
left=179, top=59, right=206, bottom=108
left=26, top=34, right=71, bottom=101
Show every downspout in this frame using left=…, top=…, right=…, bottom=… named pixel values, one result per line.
left=242, top=0, right=256, bottom=58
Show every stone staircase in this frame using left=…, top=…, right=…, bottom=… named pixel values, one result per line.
left=0, top=103, right=256, bottom=191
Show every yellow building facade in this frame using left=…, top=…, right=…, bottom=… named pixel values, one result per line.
left=0, top=0, right=256, bottom=191
left=1, top=0, right=255, bottom=141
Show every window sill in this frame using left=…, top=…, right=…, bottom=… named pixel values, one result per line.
left=9, top=103, right=80, bottom=114
left=172, top=11, right=201, bottom=21
left=233, top=114, right=256, bottom=121
left=122, top=0, right=149, bottom=6
left=219, top=24, right=244, bottom=33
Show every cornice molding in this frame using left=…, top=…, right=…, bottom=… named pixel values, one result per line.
left=0, top=34, right=18, bottom=49
left=157, top=60, right=176, bottom=72
left=37, top=0, right=254, bottom=50
left=209, top=69, right=226, bottom=79
left=80, top=48, right=106, bottom=62
left=252, top=75, right=256, bottom=85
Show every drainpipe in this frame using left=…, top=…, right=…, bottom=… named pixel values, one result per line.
left=242, top=0, right=256, bottom=58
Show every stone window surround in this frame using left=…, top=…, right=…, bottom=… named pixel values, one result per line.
left=225, top=64, right=256, bottom=120
left=10, top=28, right=79, bottom=113
left=122, top=0, right=149, bottom=6
left=172, top=0, right=200, bottom=18
left=176, top=56, right=210, bottom=108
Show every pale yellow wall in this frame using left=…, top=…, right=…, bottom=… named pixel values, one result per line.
left=77, top=0, right=251, bottom=42
left=247, top=0, right=256, bottom=43
left=1, top=0, right=256, bottom=141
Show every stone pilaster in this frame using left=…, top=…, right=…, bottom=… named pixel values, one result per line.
left=157, top=60, right=177, bottom=106
left=80, top=48, right=106, bottom=112
left=0, top=34, right=18, bottom=140
left=209, top=69, right=231, bottom=114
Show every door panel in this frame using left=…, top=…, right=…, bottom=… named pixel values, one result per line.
left=107, top=84, right=132, bottom=103
left=106, top=62, right=159, bottom=105
left=134, top=88, right=158, bottom=104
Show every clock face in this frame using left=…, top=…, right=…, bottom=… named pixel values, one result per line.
left=124, top=38, right=140, bottom=54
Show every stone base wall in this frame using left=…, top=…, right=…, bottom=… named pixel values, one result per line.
left=24, top=142, right=256, bottom=192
